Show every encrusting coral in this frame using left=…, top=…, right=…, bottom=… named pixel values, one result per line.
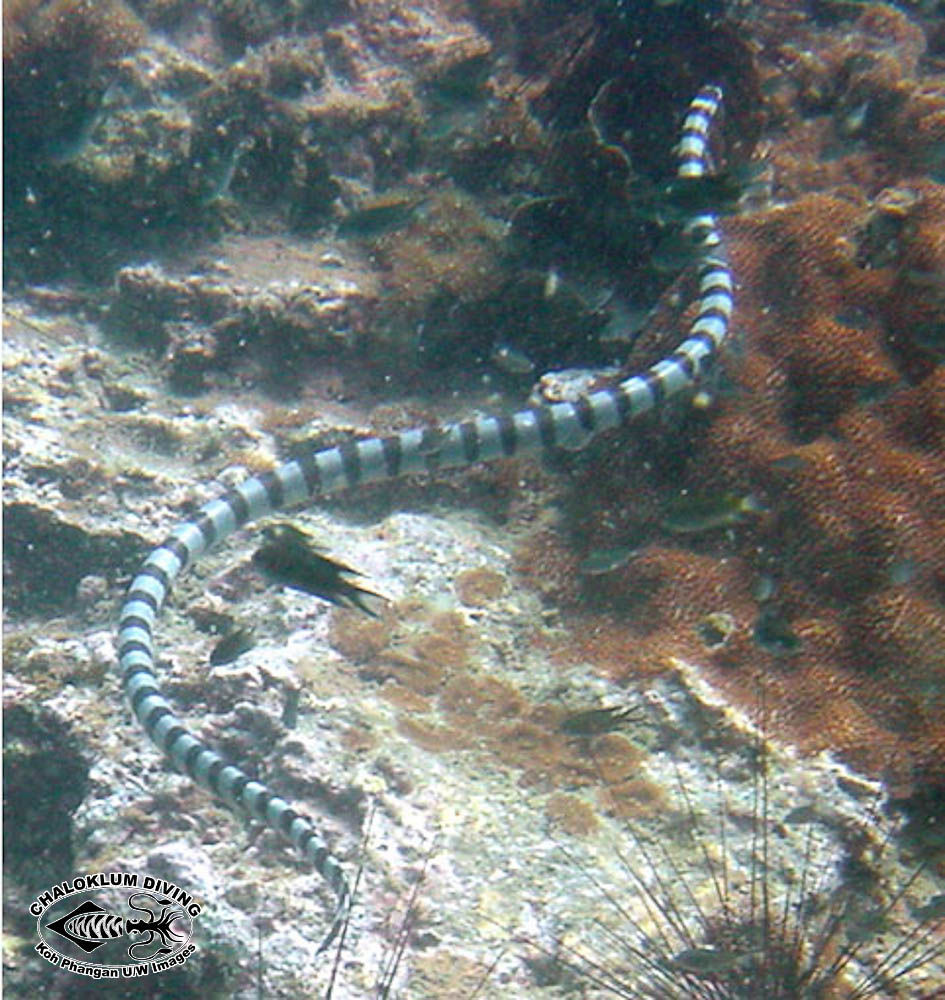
left=523, top=3, right=945, bottom=802
left=326, top=596, right=667, bottom=821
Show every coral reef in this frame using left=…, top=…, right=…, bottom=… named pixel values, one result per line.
left=4, top=0, right=945, bottom=995
left=526, top=3, right=945, bottom=802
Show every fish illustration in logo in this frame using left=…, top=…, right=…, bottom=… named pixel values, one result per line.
left=45, top=893, right=188, bottom=961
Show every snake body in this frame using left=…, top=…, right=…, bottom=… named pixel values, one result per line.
left=117, top=84, right=732, bottom=947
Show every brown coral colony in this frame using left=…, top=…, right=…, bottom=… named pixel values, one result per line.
left=521, top=4, right=945, bottom=800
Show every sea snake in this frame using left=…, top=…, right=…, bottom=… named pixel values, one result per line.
left=117, top=84, right=733, bottom=950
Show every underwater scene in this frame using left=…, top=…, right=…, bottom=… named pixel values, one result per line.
left=4, top=0, right=945, bottom=996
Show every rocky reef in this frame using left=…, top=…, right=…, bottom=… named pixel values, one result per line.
left=4, top=0, right=945, bottom=995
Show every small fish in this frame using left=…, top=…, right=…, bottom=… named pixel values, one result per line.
left=844, top=907, right=889, bottom=944
left=282, top=687, right=300, bottom=729
left=844, top=54, right=877, bottom=74
left=696, top=612, right=736, bottom=649
left=752, top=574, right=777, bottom=602
left=253, top=523, right=384, bottom=617
left=490, top=344, right=535, bottom=375
left=819, top=142, right=854, bottom=164
left=661, top=492, right=765, bottom=534
left=662, top=173, right=747, bottom=214
left=760, top=75, right=790, bottom=97
left=578, top=546, right=637, bottom=576
left=910, top=321, right=945, bottom=358
left=889, top=557, right=919, bottom=587
left=903, top=268, right=945, bottom=292
left=856, top=379, right=901, bottom=406
left=874, top=186, right=921, bottom=220
left=417, top=425, right=450, bottom=456
left=337, top=195, right=426, bottom=238
left=209, top=626, right=255, bottom=666
left=427, top=52, right=490, bottom=104
left=910, top=895, right=945, bottom=922
left=888, top=557, right=918, bottom=586
left=770, top=453, right=808, bottom=473
left=838, top=99, right=870, bottom=138
left=783, top=804, right=818, bottom=826
left=650, top=228, right=706, bottom=273
left=509, top=196, right=576, bottom=243
left=559, top=705, right=639, bottom=737
left=690, top=389, right=714, bottom=410
left=202, top=135, right=255, bottom=205
left=600, top=298, right=650, bottom=343
left=753, top=607, right=801, bottom=655
left=834, top=308, right=873, bottom=330
left=919, top=140, right=945, bottom=181
left=670, top=948, right=745, bottom=975
left=643, top=169, right=758, bottom=225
